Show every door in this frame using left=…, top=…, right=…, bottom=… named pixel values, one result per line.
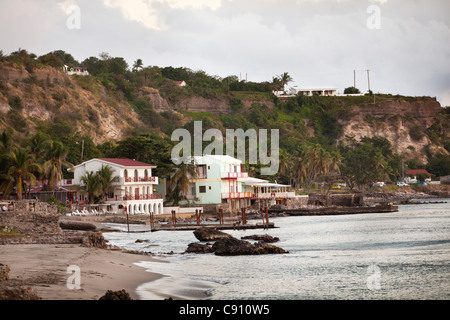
left=135, top=188, right=140, bottom=200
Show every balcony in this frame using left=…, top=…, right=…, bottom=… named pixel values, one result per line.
left=221, top=192, right=251, bottom=199
left=221, top=172, right=249, bottom=179
left=123, top=176, right=158, bottom=184
left=251, top=191, right=296, bottom=199
left=122, top=194, right=163, bottom=201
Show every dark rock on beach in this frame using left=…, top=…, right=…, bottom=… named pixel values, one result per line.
left=193, top=227, right=233, bottom=241
left=81, top=231, right=108, bottom=249
left=59, top=220, right=97, bottom=231
left=99, top=289, right=132, bottom=300
left=0, top=286, right=42, bottom=300
left=0, top=264, right=11, bottom=282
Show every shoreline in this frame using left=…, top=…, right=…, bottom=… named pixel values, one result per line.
left=0, top=244, right=165, bottom=300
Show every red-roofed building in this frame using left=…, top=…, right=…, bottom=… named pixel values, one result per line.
left=406, top=169, right=431, bottom=177
left=176, top=80, right=186, bottom=87
left=71, top=158, right=163, bottom=215
left=405, top=169, right=432, bottom=184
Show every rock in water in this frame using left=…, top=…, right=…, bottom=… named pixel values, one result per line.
left=241, top=234, right=280, bottom=243
left=193, top=227, right=233, bottom=241
left=185, top=243, right=214, bottom=254
left=212, top=237, right=288, bottom=256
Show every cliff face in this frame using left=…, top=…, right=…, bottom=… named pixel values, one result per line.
left=339, top=97, right=447, bottom=163
left=0, top=61, right=447, bottom=164
left=0, top=62, right=141, bottom=144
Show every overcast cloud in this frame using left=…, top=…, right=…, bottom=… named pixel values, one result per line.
left=1, top=0, right=449, bottom=106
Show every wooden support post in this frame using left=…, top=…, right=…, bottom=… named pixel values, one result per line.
left=265, top=207, right=269, bottom=226
left=150, top=211, right=154, bottom=229
left=195, top=209, right=199, bottom=226
left=242, top=208, right=247, bottom=225
left=125, top=207, right=130, bottom=233
left=219, top=208, right=224, bottom=225
left=171, top=210, right=176, bottom=226
left=260, top=208, right=265, bottom=225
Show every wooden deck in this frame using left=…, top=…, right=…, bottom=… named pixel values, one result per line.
left=150, top=222, right=277, bottom=232
left=271, top=205, right=398, bottom=216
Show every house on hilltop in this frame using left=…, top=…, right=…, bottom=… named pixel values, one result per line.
left=63, top=65, right=89, bottom=76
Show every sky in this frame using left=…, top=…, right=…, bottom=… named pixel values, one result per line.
left=1, top=0, right=449, bottom=106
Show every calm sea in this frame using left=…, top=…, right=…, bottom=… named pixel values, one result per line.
left=103, top=200, right=450, bottom=300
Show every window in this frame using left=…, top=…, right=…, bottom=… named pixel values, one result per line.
left=199, top=186, right=206, bottom=193
left=209, top=186, right=211, bottom=190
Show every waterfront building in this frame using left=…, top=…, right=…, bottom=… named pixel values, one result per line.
left=71, top=158, right=163, bottom=214
left=185, top=155, right=295, bottom=213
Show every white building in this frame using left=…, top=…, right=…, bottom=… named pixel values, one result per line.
left=63, top=65, right=89, bottom=76
left=185, top=155, right=250, bottom=212
left=185, top=155, right=295, bottom=212
left=71, top=158, right=163, bottom=214
left=289, top=86, right=339, bottom=96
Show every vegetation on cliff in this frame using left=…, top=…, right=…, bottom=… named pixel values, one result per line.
left=0, top=48, right=449, bottom=198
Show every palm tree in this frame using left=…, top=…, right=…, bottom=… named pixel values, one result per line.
left=167, top=162, right=197, bottom=205
left=296, top=143, right=334, bottom=192
left=29, top=131, right=51, bottom=161
left=79, top=171, right=101, bottom=204
left=0, top=129, right=14, bottom=154
left=97, top=165, right=119, bottom=200
left=278, top=150, right=295, bottom=186
left=1, top=148, right=41, bottom=200
left=133, top=58, right=143, bottom=72
left=42, top=141, right=73, bottom=194
left=278, top=72, right=293, bottom=89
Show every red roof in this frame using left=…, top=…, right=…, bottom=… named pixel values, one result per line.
left=99, top=158, right=155, bottom=167
left=406, top=169, right=431, bottom=176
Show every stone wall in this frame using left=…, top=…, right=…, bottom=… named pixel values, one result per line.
left=0, top=200, right=61, bottom=235
left=9, top=200, right=58, bottom=214
left=308, top=193, right=364, bottom=207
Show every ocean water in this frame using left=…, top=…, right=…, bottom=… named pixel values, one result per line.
left=103, top=200, right=450, bottom=300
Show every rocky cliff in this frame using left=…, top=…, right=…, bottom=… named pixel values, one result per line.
left=0, top=61, right=447, bottom=164
left=338, top=97, right=447, bottom=163
left=0, top=62, right=141, bottom=144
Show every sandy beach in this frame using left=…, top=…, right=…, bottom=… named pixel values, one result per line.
left=0, top=244, right=164, bottom=300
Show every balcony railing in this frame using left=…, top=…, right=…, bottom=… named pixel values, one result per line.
left=221, top=172, right=249, bottom=179
left=124, top=176, right=158, bottom=183
left=221, top=192, right=251, bottom=199
left=251, top=192, right=296, bottom=199
left=123, top=194, right=163, bottom=201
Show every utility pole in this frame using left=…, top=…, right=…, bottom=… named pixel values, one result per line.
left=366, top=69, right=371, bottom=92
left=354, top=70, right=356, bottom=88
left=80, top=138, right=84, bottom=162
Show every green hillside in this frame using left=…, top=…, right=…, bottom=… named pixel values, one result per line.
left=0, top=49, right=449, bottom=197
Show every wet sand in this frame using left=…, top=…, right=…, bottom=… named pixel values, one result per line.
left=0, top=244, right=164, bottom=300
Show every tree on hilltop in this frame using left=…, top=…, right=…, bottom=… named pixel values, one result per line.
left=344, top=86, right=361, bottom=94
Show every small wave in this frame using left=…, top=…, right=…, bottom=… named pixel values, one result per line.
left=136, top=276, right=213, bottom=300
